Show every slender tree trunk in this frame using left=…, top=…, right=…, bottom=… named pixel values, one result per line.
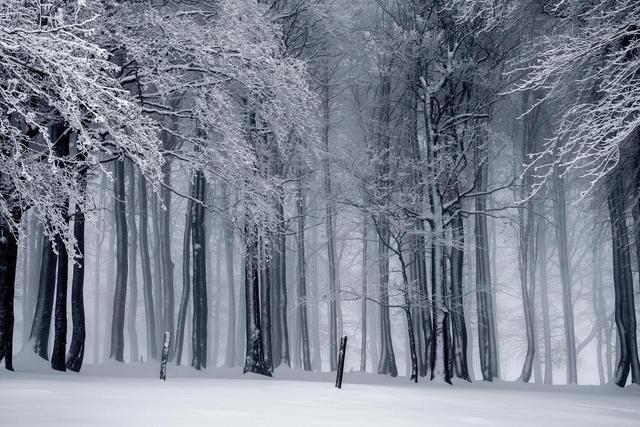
left=474, top=147, right=498, bottom=381
left=450, top=213, right=470, bottom=381
left=151, top=192, right=164, bottom=345
left=0, top=215, right=20, bottom=370
left=592, top=234, right=606, bottom=385
left=138, top=174, right=157, bottom=360
left=126, top=161, right=139, bottom=363
left=221, top=183, right=237, bottom=367
left=397, top=247, right=418, bottom=382
left=296, top=173, right=311, bottom=371
left=51, top=223, right=68, bottom=371
left=360, top=211, right=368, bottom=372
left=66, top=163, right=87, bottom=372
left=537, top=204, right=553, bottom=384
left=30, top=235, right=56, bottom=359
left=309, top=200, right=321, bottom=372
left=191, top=171, right=207, bottom=370
left=110, top=159, right=128, bottom=362
left=160, top=162, right=175, bottom=359
left=210, top=208, right=221, bottom=367
left=175, top=193, right=192, bottom=365
left=552, top=169, right=577, bottom=384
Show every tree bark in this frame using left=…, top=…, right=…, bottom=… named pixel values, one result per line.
left=360, top=211, right=368, bottom=372
left=552, top=168, right=577, bottom=384
left=608, top=173, right=640, bottom=386
left=450, top=213, right=470, bottom=381
left=110, top=159, right=128, bottom=362
left=138, top=174, right=157, bottom=360
left=242, top=226, right=271, bottom=376
left=66, top=164, right=87, bottom=372
left=30, top=235, right=56, bottom=359
left=175, top=192, right=192, bottom=365
left=220, top=183, right=237, bottom=367
left=0, top=217, right=20, bottom=370
left=296, top=173, right=311, bottom=371
left=126, top=161, right=139, bottom=363
left=191, top=171, right=207, bottom=370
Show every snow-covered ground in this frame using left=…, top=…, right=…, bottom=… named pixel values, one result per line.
left=1, top=359, right=639, bottom=426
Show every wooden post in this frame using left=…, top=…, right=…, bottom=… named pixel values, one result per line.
left=160, top=331, right=171, bottom=381
left=335, top=335, right=347, bottom=389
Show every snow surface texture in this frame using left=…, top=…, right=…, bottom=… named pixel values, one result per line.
left=1, top=357, right=639, bottom=426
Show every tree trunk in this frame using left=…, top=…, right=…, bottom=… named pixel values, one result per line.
left=537, top=204, right=553, bottom=384
left=242, top=226, right=271, bottom=376
left=151, top=191, right=164, bottom=348
left=474, top=145, right=499, bottom=381
left=66, top=165, right=87, bottom=372
left=110, top=159, right=128, bottom=362
left=552, top=169, right=577, bottom=384
left=51, top=225, right=68, bottom=371
left=126, top=161, right=139, bottom=363
left=608, top=173, right=640, bottom=386
left=221, top=183, right=237, bottom=367
left=160, top=162, right=175, bottom=359
left=0, top=217, right=20, bottom=370
left=450, top=213, right=470, bottom=381
left=175, top=192, right=192, bottom=365
left=191, top=171, right=207, bottom=370
left=138, top=174, right=157, bottom=360
left=360, top=211, right=368, bottom=372
left=397, top=247, right=418, bottom=382
left=296, top=173, right=311, bottom=371
left=592, top=234, right=606, bottom=385
left=30, top=235, right=57, bottom=359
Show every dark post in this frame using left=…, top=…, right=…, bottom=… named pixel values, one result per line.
left=335, top=335, right=348, bottom=389
left=160, top=331, right=171, bottom=381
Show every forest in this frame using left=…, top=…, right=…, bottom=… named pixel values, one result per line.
left=0, top=1, right=639, bottom=424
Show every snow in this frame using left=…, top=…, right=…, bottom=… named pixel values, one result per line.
left=1, top=359, right=639, bottom=427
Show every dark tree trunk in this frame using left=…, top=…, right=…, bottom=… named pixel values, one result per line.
left=243, top=226, right=271, bottom=376
left=151, top=192, right=164, bottom=347
left=110, top=159, right=128, bottom=362
left=397, top=247, right=418, bottom=383
left=126, top=161, right=139, bottom=362
left=608, top=173, right=640, bottom=386
left=191, top=171, right=207, bottom=370
left=260, top=239, right=273, bottom=372
left=66, top=201, right=86, bottom=372
left=271, top=196, right=289, bottom=368
left=65, top=163, right=87, bottom=372
left=139, top=175, right=157, bottom=360
left=30, top=235, right=57, bottom=359
left=474, top=153, right=499, bottom=381
left=450, top=213, right=470, bottom=381
left=0, top=218, right=20, bottom=370
left=51, top=228, right=68, bottom=371
left=175, top=193, right=192, bottom=365
left=377, top=221, right=397, bottom=377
